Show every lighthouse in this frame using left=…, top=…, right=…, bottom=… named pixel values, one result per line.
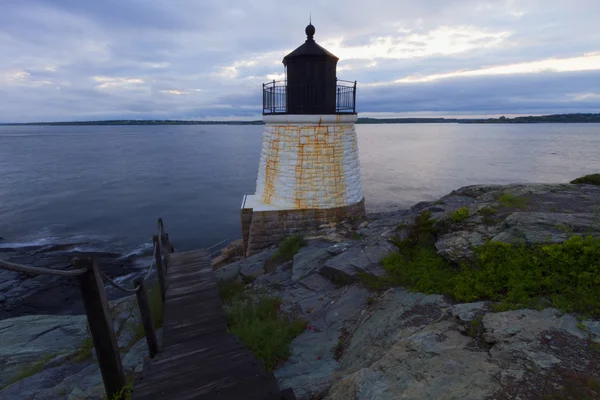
left=241, top=23, right=365, bottom=256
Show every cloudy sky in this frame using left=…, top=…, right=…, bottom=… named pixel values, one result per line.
left=1, top=0, right=599, bottom=122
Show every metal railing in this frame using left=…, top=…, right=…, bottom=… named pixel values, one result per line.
left=207, top=238, right=230, bottom=259
left=262, top=79, right=357, bottom=114
left=0, top=218, right=175, bottom=400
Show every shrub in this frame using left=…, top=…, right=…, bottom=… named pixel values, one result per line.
left=453, top=236, right=600, bottom=315
left=381, top=247, right=457, bottom=296
left=571, top=173, right=600, bottom=186
left=478, top=206, right=498, bottom=217
left=382, top=233, right=600, bottom=316
left=225, top=296, right=306, bottom=371
left=392, top=211, right=437, bottom=249
left=450, top=207, right=470, bottom=223
left=272, top=235, right=306, bottom=262
left=498, top=193, right=530, bottom=209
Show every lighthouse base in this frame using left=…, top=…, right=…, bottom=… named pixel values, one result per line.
left=241, top=195, right=365, bottom=256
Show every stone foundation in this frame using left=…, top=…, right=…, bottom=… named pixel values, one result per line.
left=241, top=198, right=365, bottom=256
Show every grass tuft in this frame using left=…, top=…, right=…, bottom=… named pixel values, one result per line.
left=498, top=193, right=530, bottom=209
left=225, top=296, right=306, bottom=371
left=73, top=335, right=95, bottom=363
left=272, top=235, right=306, bottom=262
left=217, top=279, right=246, bottom=304
left=570, top=173, right=600, bottom=186
left=450, top=207, right=470, bottom=223
left=3, top=354, right=56, bottom=388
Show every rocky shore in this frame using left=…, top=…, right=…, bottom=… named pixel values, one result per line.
left=216, top=182, right=600, bottom=399
left=1, top=181, right=599, bottom=399
left=0, top=243, right=149, bottom=320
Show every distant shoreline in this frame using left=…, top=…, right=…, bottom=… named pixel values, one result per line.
left=1, top=113, right=599, bottom=126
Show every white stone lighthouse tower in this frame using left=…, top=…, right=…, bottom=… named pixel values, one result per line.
left=241, top=23, right=365, bottom=255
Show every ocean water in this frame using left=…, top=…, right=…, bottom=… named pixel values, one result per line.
left=0, top=123, right=599, bottom=253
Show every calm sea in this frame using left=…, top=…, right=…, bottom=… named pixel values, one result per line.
left=0, top=123, right=598, bottom=254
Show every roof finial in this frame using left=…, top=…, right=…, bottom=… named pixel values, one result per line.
left=305, top=17, right=315, bottom=41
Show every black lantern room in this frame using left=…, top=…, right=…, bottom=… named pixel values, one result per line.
left=262, top=23, right=356, bottom=115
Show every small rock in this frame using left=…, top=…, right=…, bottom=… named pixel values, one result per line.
left=327, top=243, right=351, bottom=256
left=451, top=302, right=488, bottom=322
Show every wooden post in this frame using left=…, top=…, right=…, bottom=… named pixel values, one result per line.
left=76, top=258, right=126, bottom=400
left=153, top=235, right=166, bottom=303
left=134, top=278, right=158, bottom=358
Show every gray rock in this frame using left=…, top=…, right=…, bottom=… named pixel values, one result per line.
left=326, top=322, right=501, bottom=400
left=216, top=248, right=276, bottom=281
left=326, top=243, right=351, bottom=256
left=582, top=319, right=600, bottom=342
left=58, top=363, right=103, bottom=400
left=326, top=287, right=499, bottom=400
left=451, top=302, right=488, bottom=322
left=253, top=261, right=293, bottom=289
left=320, top=243, right=394, bottom=284
left=123, top=336, right=153, bottom=373
left=292, top=245, right=333, bottom=282
left=492, top=212, right=599, bottom=244
left=0, top=362, right=87, bottom=400
left=276, top=286, right=370, bottom=400
left=0, top=314, right=88, bottom=387
left=435, top=230, right=487, bottom=262
left=482, top=308, right=587, bottom=371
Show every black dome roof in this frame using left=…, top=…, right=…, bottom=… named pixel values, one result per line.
left=282, top=24, right=339, bottom=66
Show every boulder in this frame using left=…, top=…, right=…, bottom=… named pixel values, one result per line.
left=215, top=248, right=276, bottom=281
left=292, top=244, right=334, bottom=282
left=326, top=322, right=501, bottom=400
left=492, top=212, right=600, bottom=244
left=275, top=286, right=370, bottom=400
left=320, top=243, right=394, bottom=285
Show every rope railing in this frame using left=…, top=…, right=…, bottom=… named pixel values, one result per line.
left=0, top=259, right=88, bottom=277
left=0, top=217, right=175, bottom=400
left=99, top=240, right=159, bottom=294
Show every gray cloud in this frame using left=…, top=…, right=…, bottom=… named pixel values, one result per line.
left=1, top=0, right=599, bottom=122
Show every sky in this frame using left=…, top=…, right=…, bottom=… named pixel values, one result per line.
left=1, top=0, right=599, bottom=122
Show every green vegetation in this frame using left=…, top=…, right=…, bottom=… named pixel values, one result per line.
left=218, top=280, right=306, bottom=371
left=478, top=206, right=499, bottom=225
left=225, top=296, right=306, bottom=371
left=478, top=206, right=498, bottom=217
left=364, top=211, right=600, bottom=316
left=271, top=235, right=306, bottom=263
left=571, top=174, right=600, bottom=186
left=380, top=234, right=600, bottom=316
left=498, top=193, right=530, bottom=209
left=217, top=279, right=246, bottom=304
left=73, top=336, right=95, bottom=362
left=467, top=316, right=484, bottom=338
left=355, top=113, right=600, bottom=124
left=3, top=354, right=56, bottom=388
left=3, top=114, right=598, bottom=127
left=450, top=207, right=470, bottom=223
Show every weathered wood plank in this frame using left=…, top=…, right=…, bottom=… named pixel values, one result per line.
left=132, top=248, right=288, bottom=400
